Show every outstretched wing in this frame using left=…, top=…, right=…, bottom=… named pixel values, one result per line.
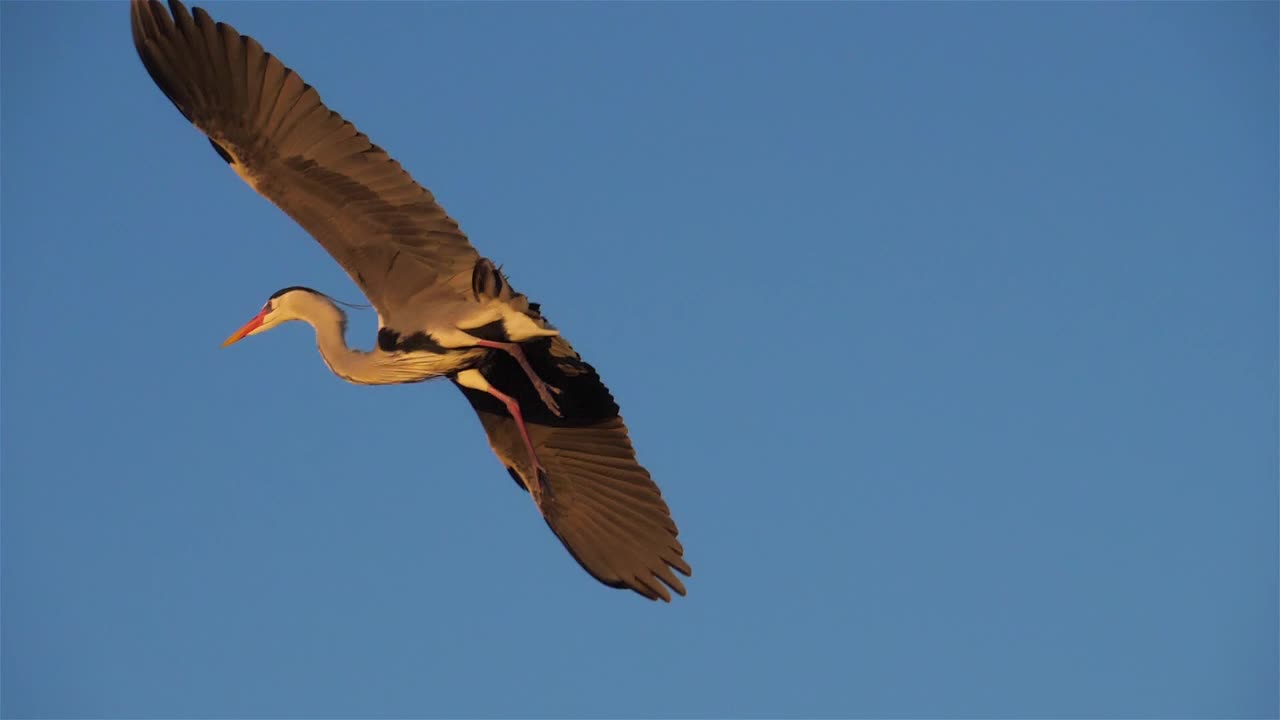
left=131, top=0, right=480, bottom=319
left=454, top=337, right=691, bottom=601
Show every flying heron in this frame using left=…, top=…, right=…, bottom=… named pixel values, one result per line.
left=130, top=0, right=689, bottom=601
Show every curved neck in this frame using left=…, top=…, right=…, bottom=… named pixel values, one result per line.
left=290, top=292, right=370, bottom=382
left=290, top=292, right=469, bottom=385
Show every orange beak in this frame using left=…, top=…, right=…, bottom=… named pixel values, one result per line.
left=221, top=307, right=270, bottom=348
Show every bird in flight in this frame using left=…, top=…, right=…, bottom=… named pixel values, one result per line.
left=130, top=0, right=689, bottom=601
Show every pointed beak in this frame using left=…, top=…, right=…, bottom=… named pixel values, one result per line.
left=221, top=307, right=270, bottom=348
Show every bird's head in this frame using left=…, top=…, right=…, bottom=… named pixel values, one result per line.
left=221, top=286, right=327, bottom=347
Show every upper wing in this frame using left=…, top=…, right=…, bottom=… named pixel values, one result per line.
left=454, top=337, right=691, bottom=602
left=131, top=0, right=480, bottom=317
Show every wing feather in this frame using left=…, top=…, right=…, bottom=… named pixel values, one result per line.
left=453, top=336, right=691, bottom=601
left=130, top=0, right=480, bottom=318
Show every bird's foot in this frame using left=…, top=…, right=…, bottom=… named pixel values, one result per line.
left=532, top=379, right=563, bottom=417
left=530, top=465, right=553, bottom=506
left=473, top=339, right=564, bottom=417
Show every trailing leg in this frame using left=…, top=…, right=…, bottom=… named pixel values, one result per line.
left=455, top=368, right=549, bottom=506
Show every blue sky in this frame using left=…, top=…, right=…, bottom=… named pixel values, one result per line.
left=2, top=1, right=1276, bottom=717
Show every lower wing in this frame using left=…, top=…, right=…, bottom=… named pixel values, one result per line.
left=452, top=336, right=691, bottom=601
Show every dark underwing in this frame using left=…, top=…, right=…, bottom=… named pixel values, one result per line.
left=377, top=327, right=449, bottom=354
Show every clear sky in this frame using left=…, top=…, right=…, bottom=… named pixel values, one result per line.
left=2, top=1, right=1276, bottom=717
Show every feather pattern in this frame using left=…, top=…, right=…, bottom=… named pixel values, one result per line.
left=455, top=337, right=690, bottom=601
left=130, top=0, right=479, bottom=321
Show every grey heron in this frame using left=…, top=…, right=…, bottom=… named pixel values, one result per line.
left=131, top=0, right=689, bottom=601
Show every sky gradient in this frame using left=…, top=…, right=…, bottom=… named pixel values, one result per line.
left=2, top=1, right=1277, bottom=717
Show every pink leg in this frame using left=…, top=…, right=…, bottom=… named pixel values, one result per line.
left=482, top=381, right=548, bottom=503
left=474, top=340, right=562, bottom=417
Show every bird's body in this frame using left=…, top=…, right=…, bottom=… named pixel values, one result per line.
left=132, top=0, right=690, bottom=601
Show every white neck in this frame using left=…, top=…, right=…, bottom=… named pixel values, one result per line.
left=286, top=292, right=480, bottom=385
